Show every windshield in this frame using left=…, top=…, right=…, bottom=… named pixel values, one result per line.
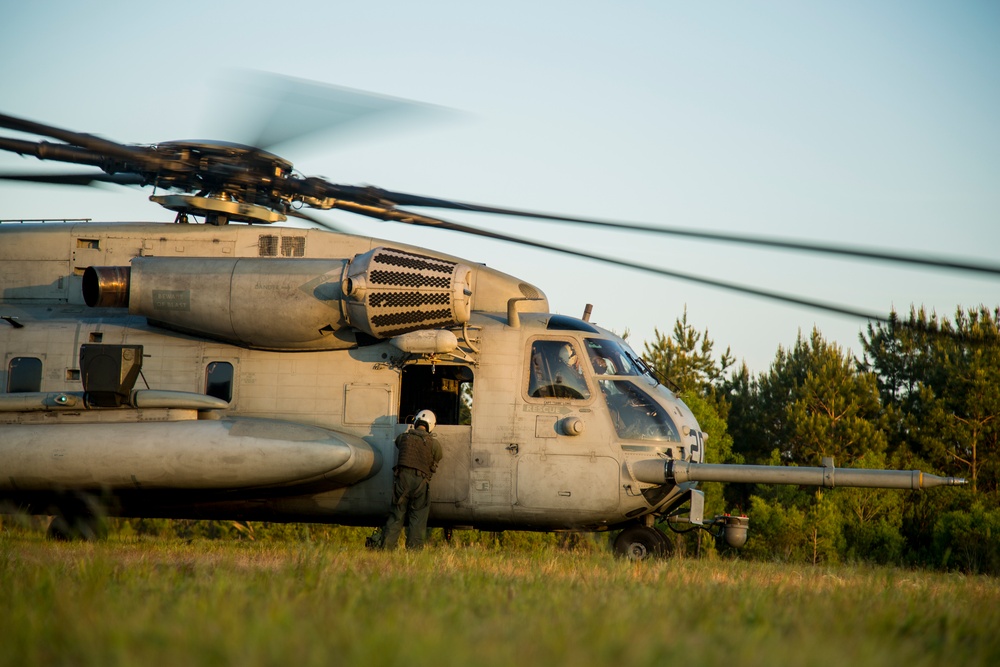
left=584, top=338, right=648, bottom=378
left=598, top=379, right=680, bottom=442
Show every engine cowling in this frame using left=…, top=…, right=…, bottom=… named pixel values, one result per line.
left=128, top=257, right=349, bottom=349
left=82, top=247, right=474, bottom=350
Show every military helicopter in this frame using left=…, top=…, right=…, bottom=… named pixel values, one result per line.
left=0, top=84, right=970, bottom=558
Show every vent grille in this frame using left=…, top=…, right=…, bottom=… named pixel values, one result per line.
left=281, top=236, right=305, bottom=257
left=258, top=235, right=279, bottom=257
left=374, top=250, right=455, bottom=272
left=344, top=247, right=472, bottom=339
left=519, top=282, right=540, bottom=299
left=258, top=235, right=306, bottom=257
left=369, top=293, right=450, bottom=308
left=370, top=270, right=451, bottom=288
left=371, top=309, right=453, bottom=327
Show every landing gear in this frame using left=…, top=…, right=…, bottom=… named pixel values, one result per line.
left=44, top=492, right=108, bottom=541
left=612, top=525, right=670, bottom=560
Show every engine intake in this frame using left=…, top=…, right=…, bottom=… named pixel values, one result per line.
left=343, top=247, right=472, bottom=339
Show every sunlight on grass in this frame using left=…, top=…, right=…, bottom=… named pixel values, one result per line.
left=1, top=532, right=997, bottom=667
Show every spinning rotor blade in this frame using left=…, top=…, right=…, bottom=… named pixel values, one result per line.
left=212, top=70, right=452, bottom=152
left=352, top=186, right=1000, bottom=279
left=0, top=90, right=992, bottom=327
left=318, top=199, right=893, bottom=322
left=0, top=170, right=147, bottom=187
left=0, top=135, right=108, bottom=168
left=0, top=112, right=153, bottom=168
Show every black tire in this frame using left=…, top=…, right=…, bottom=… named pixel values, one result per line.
left=613, top=525, right=667, bottom=560
left=45, top=492, right=108, bottom=541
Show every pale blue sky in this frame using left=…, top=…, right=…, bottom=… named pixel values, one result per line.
left=2, top=1, right=997, bottom=372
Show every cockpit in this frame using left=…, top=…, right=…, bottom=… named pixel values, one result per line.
left=525, top=330, right=682, bottom=443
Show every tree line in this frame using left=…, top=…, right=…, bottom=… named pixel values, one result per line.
left=643, top=305, right=1000, bottom=573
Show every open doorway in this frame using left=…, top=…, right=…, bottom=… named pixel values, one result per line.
left=398, top=364, right=473, bottom=426
left=398, top=363, right=474, bottom=508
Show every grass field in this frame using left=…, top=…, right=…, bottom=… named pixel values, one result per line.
left=2, top=529, right=998, bottom=667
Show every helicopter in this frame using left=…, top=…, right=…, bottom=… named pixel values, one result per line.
left=0, top=84, right=970, bottom=559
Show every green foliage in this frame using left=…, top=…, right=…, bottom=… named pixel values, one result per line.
left=842, top=517, right=906, bottom=565
left=741, top=494, right=809, bottom=562
left=730, top=328, right=887, bottom=467
left=862, top=306, right=1000, bottom=496
left=708, top=314, right=1000, bottom=573
left=932, top=502, right=1000, bottom=575
left=806, top=490, right=844, bottom=565
left=682, top=391, right=735, bottom=466
left=642, top=306, right=734, bottom=400
left=834, top=452, right=906, bottom=565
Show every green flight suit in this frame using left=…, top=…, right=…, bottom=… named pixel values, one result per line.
left=381, top=425, right=443, bottom=550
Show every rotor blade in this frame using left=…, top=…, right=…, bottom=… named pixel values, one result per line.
left=0, top=112, right=151, bottom=167
left=213, top=71, right=450, bottom=152
left=0, top=136, right=108, bottom=168
left=0, top=170, right=147, bottom=187
left=355, top=186, right=1000, bottom=278
left=328, top=201, right=894, bottom=322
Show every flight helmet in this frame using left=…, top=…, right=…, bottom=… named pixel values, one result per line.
left=414, top=409, right=437, bottom=432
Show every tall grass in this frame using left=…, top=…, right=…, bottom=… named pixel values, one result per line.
left=1, top=530, right=997, bottom=667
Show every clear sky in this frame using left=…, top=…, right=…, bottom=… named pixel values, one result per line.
left=1, top=1, right=997, bottom=373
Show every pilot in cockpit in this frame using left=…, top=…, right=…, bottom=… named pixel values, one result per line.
left=587, top=345, right=612, bottom=375
left=529, top=341, right=588, bottom=399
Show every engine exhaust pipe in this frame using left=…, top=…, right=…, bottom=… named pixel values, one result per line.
left=83, top=266, right=130, bottom=308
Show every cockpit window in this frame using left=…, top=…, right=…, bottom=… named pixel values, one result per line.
left=584, top=339, right=645, bottom=377
left=599, top=379, right=680, bottom=442
left=527, top=340, right=591, bottom=400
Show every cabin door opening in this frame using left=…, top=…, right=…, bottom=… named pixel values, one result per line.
left=398, top=364, right=473, bottom=506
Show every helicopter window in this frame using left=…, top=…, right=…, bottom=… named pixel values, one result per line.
left=205, top=362, right=234, bottom=402
left=7, top=356, right=43, bottom=393
left=527, top=340, right=591, bottom=400
left=599, top=379, right=680, bottom=442
left=399, top=365, right=473, bottom=426
left=546, top=315, right=599, bottom=333
left=584, top=339, right=642, bottom=377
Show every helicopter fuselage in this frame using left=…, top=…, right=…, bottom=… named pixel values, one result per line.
left=0, top=221, right=703, bottom=534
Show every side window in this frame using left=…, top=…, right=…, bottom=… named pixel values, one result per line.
left=527, top=340, right=590, bottom=400
left=7, top=356, right=43, bottom=392
left=205, top=361, right=234, bottom=402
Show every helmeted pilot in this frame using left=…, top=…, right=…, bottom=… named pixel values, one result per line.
left=558, top=343, right=582, bottom=375
left=379, top=409, right=443, bottom=550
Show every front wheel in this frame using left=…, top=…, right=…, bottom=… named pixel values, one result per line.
left=613, top=525, right=668, bottom=560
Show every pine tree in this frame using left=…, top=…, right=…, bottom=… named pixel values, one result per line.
left=724, top=328, right=892, bottom=565
left=861, top=306, right=1000, bottom=495
left=642, top=306, right=734, bottom=399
